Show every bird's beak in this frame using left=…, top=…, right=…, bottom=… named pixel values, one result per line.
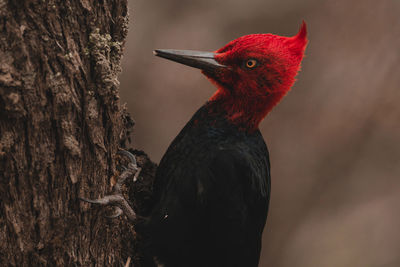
left=153, top=49, right=227, bottom=72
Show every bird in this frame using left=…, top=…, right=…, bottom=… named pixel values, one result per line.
left=147, top=21, right=308, bottom=267
left=81, top=21, right=308, bottom=267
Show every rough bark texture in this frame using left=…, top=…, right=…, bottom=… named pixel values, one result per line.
left=0, top=1, right=155, bottom=266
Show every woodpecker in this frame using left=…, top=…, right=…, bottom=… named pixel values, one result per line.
left=81, top=22, right=307, bottom=267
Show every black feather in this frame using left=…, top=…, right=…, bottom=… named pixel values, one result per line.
left=143, top=100, right=271, bottom=267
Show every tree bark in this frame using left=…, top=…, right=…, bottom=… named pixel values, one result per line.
left=0, top=1, right=155, bottom=266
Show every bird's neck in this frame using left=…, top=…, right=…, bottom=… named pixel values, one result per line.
left=208, top=88, right=286, bottom=131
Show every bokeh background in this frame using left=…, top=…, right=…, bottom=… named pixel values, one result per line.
left=119, top=0, right=400, bottom=266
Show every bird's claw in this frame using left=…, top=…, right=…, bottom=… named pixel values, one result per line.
left=79, top=150, right=139, bottom=222
left=117, top=150, right=137, bottom=167
left=105, top=207, right=123, bottom=219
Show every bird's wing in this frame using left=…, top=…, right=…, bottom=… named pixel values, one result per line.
left=205, top=148, right=270, bottom=226
left=194, top=148, right=270, bottom=266
left=146, top=147, right=270, bottom=266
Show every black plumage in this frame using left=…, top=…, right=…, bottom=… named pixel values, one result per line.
left=143, top=100, right=271, bottom=267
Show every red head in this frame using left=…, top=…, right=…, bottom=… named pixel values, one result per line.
left=154, top=21, right=308, bottom=131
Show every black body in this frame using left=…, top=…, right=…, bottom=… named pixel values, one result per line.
left=143, top=100, right=271, bottom=267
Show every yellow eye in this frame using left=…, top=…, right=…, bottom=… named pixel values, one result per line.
left=245, top=59, right=258, bottom=69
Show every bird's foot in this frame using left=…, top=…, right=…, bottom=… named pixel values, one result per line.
left=79, top=150, right=141, bottom=222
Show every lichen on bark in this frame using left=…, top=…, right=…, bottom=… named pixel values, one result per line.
left=0, top=1, right=153, bottom=266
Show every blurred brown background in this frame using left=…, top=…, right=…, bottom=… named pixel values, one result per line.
left=119, top=0, right=400, bottom=266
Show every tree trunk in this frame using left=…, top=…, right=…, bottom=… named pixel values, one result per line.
left=0, top=1, right=155, bottom=266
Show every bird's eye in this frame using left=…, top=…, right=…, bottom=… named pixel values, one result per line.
left=245, top=59, right=258, bottom=69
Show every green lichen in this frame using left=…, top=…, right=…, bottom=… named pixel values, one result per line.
left=88, top=28, right=122, bottom=62
left=83, top=47, right=90, bottom=57
left=86, top=28, right=124, bottom=101
left=63, top=52, right=73, bottom=61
